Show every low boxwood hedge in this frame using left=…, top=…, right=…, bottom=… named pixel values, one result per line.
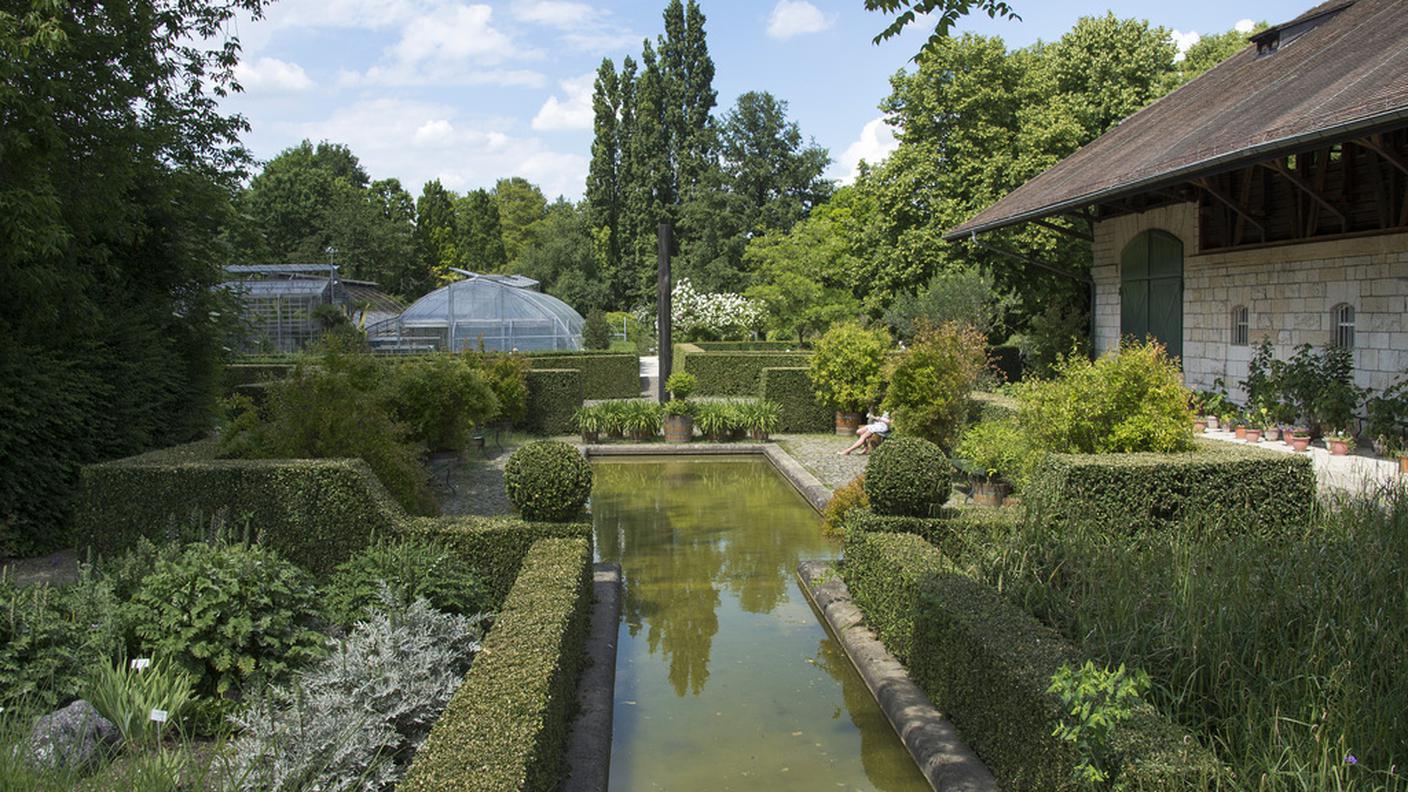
left=760, top=367, right=831, bottom=433
left=677, top=348, right=813, bottom=396
left=863, top=437, right=952, bottom=516
left=524, top=368, right=583, bottom=435
left=688, top=341, right=805, bottom=351
left=402, top=536, right=593, bottom=792
left=222, top=363, right=295, bottom=393
left=844, top=531, right=1224, bottom=790
left=912, top=571, right=1225, bottom=791
left=404, top=517, right=592, bottom=609
left=842, top=505, right=1019, bottom=557
left=1024, top=438, right=1315, bottom=534
left=526, top=352, right=639, bottom=399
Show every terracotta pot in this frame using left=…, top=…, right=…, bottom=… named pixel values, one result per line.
left=971, top=480, right=1011, bottom=508
left=1328, top=437, right=1351, bottom=456
left=581, top=430, right=599, bottom=444
left=1234, top=426, right=1247, bottom=439
left=835, top=411, right=864, bottom=436
left=1245, top=428, right=1262, bottom=443
left=663, top=414, right=693, bottom=443
left=1399, top=455, right=1408, bottom=474
left=1290, top=435, right=1311, bottom=452
left=1263, top=427, right=1281, bottom=442
left=1193, top=419, right=1207, bottom=433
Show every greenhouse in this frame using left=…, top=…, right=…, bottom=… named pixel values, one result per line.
left=367, top=271, right=584, bottom=352
left=220, top=264, right=343, bottom=353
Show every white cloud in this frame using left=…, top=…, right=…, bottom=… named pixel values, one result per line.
left=393, top=4, right=517, bottom=65
left=837, top=117, right=898, bottom=184
left=1234, top=18, right=1256, bottom=34
left=532, top=72, right=595, bottom=131
left=1170, top=29, right=1201, bottom=62
left=234, top=57, right=314, bottom=92
left=511, top=0, right=601, bottom=28
left=283, top=98, right=588, bottom=199
left=344, top=64, right=546, bottom=88
left=561, top=30, right=641, bottom=53
left=766, top=0, right=831, bottom=40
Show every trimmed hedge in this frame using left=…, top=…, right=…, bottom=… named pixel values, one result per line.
left=1025, top=438, right=1316, bottom=534
left=844, top=531, right=1224, bottom=790
left=688, top=340, right=805, bottom=351
left=503, top=441, right=593, bottom=522
left=406, top=517, right=592, bottom=611
left=863, top=437, right=952, bottom=516
left=678, top=348, right=813, bottom=396
left=222, top=363, right=294, bottom=392
left=843, top=505, right=1019, bottom=556
left=524, top=368, right=583, bottom=435
left=912, top=571, right=1225, bottom=791
left=526, top=352, right=639, bottom=399
left=403, top=536, right=593, bottom=792
left=760, top=367, right=831, bottom=433
left=74, top=441, right=402, bottom=575
left=969, top=390, right=1018, bottom=423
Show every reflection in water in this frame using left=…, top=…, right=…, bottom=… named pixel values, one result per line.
left=593, top=458, right=930, bottom=792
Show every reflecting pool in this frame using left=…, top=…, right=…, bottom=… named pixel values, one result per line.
left=592, top=457, right=930, bottom=792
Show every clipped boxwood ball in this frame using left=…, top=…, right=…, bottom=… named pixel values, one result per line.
left=864, top=436, right=952, bottom=516
left=504, top=440, right=593, bottom=522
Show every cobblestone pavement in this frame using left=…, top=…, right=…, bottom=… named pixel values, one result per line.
left=775, top=433, right=868, bottom=491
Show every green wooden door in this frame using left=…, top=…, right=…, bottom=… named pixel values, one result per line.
left=1120, top=230, right=1183, bottom=360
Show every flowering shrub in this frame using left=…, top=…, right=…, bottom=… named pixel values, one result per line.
left=671, top=279, right=765, bottom=340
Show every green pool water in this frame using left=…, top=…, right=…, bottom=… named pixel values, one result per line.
left=591, top=457, right=930, bottom=792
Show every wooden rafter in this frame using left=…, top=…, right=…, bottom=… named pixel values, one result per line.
left=1194, top=175, right=1265, bottom=234
left=1259, top=159, right=1347, bottom=225
left=1359, top=134, right=1408, bottom=177
left=1032, top=217, right=1093, bottom=242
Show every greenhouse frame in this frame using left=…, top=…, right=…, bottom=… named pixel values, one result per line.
left=367, top=271, right=584, bottom=353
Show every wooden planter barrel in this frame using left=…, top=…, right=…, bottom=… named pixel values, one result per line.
left=663, top=415, right=693, bottom=443
left=835, top=411, right=863, bottom=436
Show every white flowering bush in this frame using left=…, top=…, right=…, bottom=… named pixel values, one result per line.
left=224, top=592, right=487, bottom=791
left=631, top=279, right=764, bottom=341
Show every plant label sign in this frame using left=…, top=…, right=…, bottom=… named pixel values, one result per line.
left=150, top=709, right=168, bottom=723
left=131, top=658, right=152, bottom=671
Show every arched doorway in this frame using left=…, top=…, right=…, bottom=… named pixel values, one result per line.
left=1120, top=230, right=1183, bottom=360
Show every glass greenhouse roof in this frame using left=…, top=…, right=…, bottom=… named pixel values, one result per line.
left=372, top=275, right=583, bottom=352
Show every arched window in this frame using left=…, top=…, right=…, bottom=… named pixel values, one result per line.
left=1231, top=305, right=1249, bottom=346
left=1332, top=303, right=1356, bottom=349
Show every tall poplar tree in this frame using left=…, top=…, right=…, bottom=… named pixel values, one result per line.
left=586, top=58, right=623, bottom=288
left=456, top=189, right=507, bottom=272
left=414, top=180, right=457, bottom=293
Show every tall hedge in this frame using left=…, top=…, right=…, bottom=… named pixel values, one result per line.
left=405, top=517, right=592, bottom=610
left=844, top=531, right=1224, bottom=790
left=524, top=369, right=583, bottom=435
left=1025, top=439, right=1316, bottom=534
left=526, top=352, right=639, bottom=399
left=678, top=350, right=813, bottom=396
left=760, top=367, right=831, bottom=432
left=402, top=537, right=593, bottom=792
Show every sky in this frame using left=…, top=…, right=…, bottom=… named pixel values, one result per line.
left=219, top=0, right=1303, bottom=201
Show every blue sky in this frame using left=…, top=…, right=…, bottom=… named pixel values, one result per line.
left=221, top=0, right=1301, bottom=200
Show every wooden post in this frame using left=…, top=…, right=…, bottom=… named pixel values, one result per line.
left=656, top=222, right=672, bottom=403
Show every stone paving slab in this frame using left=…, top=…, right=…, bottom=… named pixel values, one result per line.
left=1201, top=429, right=1403, bottom=494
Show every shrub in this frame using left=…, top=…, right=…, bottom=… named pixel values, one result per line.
left=525, top=353, right=637, bottom=399
left=122, top=542, right=326, bottom=701
left=760, top=367, right=831, bottom=432
left=85, top=656, right=194, bottom=745
left=462, top=351, right=529, bottom=425
left=1024, top=439, right=1315, bottom=535
left=405, top=517, right=592, bottom=610
left=954, top=418, right=1033, bottom=487
left=822, top=475, right=868, bottom=536
left=503, top=441, right=593, bottom=522
left=218, top=350, right=437, bottom=516
left=678, top=349, right=814, bottom=396
left=523, top=369, right=583, bottom=435
left=807, top=321, right=889, bottom=413
left=665, top=371, right=697, bottom=400
left=881, top=266, right=1010, bottom=342
left=384, top=354, right=500, bottom=452
left=402, top=537, right=592, bottom=792
left=0, top=571, right=122, bottom=713
left=882, top=322, right=990, bottom=448
left=1016, top=340, right=1193, bottom=455
left=621, top=400, right=663, bottom=440
left=842, top=531, right=946, bottom=663
left=1008, top=297, right=1090, bottom=379
left=582, top=309, right=611, bottom=350
left=694, top=400, right=745, bottom=440
left=863, top=436, right=952, bottom=517
left=228, top=594, right=485, bottom=791
left=322, top=538, right=489, bottom=627
left=739, top=399, right=781, bottom=437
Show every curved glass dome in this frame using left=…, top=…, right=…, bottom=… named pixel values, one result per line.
left=369, top=274, right=584, bottom=352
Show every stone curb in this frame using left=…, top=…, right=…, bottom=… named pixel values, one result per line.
left=797, top=561, right=998, bottom=792
left=562, top=563, right=623, bottom=792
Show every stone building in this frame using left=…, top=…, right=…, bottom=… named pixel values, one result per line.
left=948, top=0, right=1408, bottom=395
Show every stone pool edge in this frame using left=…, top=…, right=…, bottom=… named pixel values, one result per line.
left=581, top=443, right=831, bottom=513
left=797, top=561, right=998, bottom=792
left=563, top=562, right=623, bottom=792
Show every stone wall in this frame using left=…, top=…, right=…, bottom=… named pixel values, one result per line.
left=1091, top=202, right=1408, bottom=395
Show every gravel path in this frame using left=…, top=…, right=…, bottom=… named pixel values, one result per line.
left=430, top=446, right=516, bottom=517
left=775, top=433, right=868, bottom=491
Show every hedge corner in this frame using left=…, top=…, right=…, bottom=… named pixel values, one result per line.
left=525, top=368, right=584, bottom=435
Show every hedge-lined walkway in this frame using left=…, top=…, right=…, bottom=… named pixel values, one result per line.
left=775, top=433, right=867, bottom=490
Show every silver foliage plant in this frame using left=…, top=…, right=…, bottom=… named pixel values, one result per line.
left=223, top=589, right=487, bottom=791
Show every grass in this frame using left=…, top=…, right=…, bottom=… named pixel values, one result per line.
left=940, top=484, right=1408, bottom=791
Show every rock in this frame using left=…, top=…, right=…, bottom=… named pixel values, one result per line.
left=25, top=699, right=119, bottom=771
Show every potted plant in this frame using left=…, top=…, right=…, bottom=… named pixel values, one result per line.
left=807, top=321, right=889, bottom=436
left=1325, top=426, right=1355, bottom=456
left=1366, top=375, right=1408, bottom=458
left=954, top=419, right=1026, bottom=508
left=601, top=400, right=627, bottom=440
left=663, top=371, right=697, bottom=443
left=574, top=405, right=601, bottom=444
left=1288, top=427, right=1312, bottom=453
left=624, top=400, right=662, bottom=443
left=742, top=399, right=781, bottom=442
left=695, top=402, right=732, bottom=442
left=1244, top=424, right=1262, bottom=444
